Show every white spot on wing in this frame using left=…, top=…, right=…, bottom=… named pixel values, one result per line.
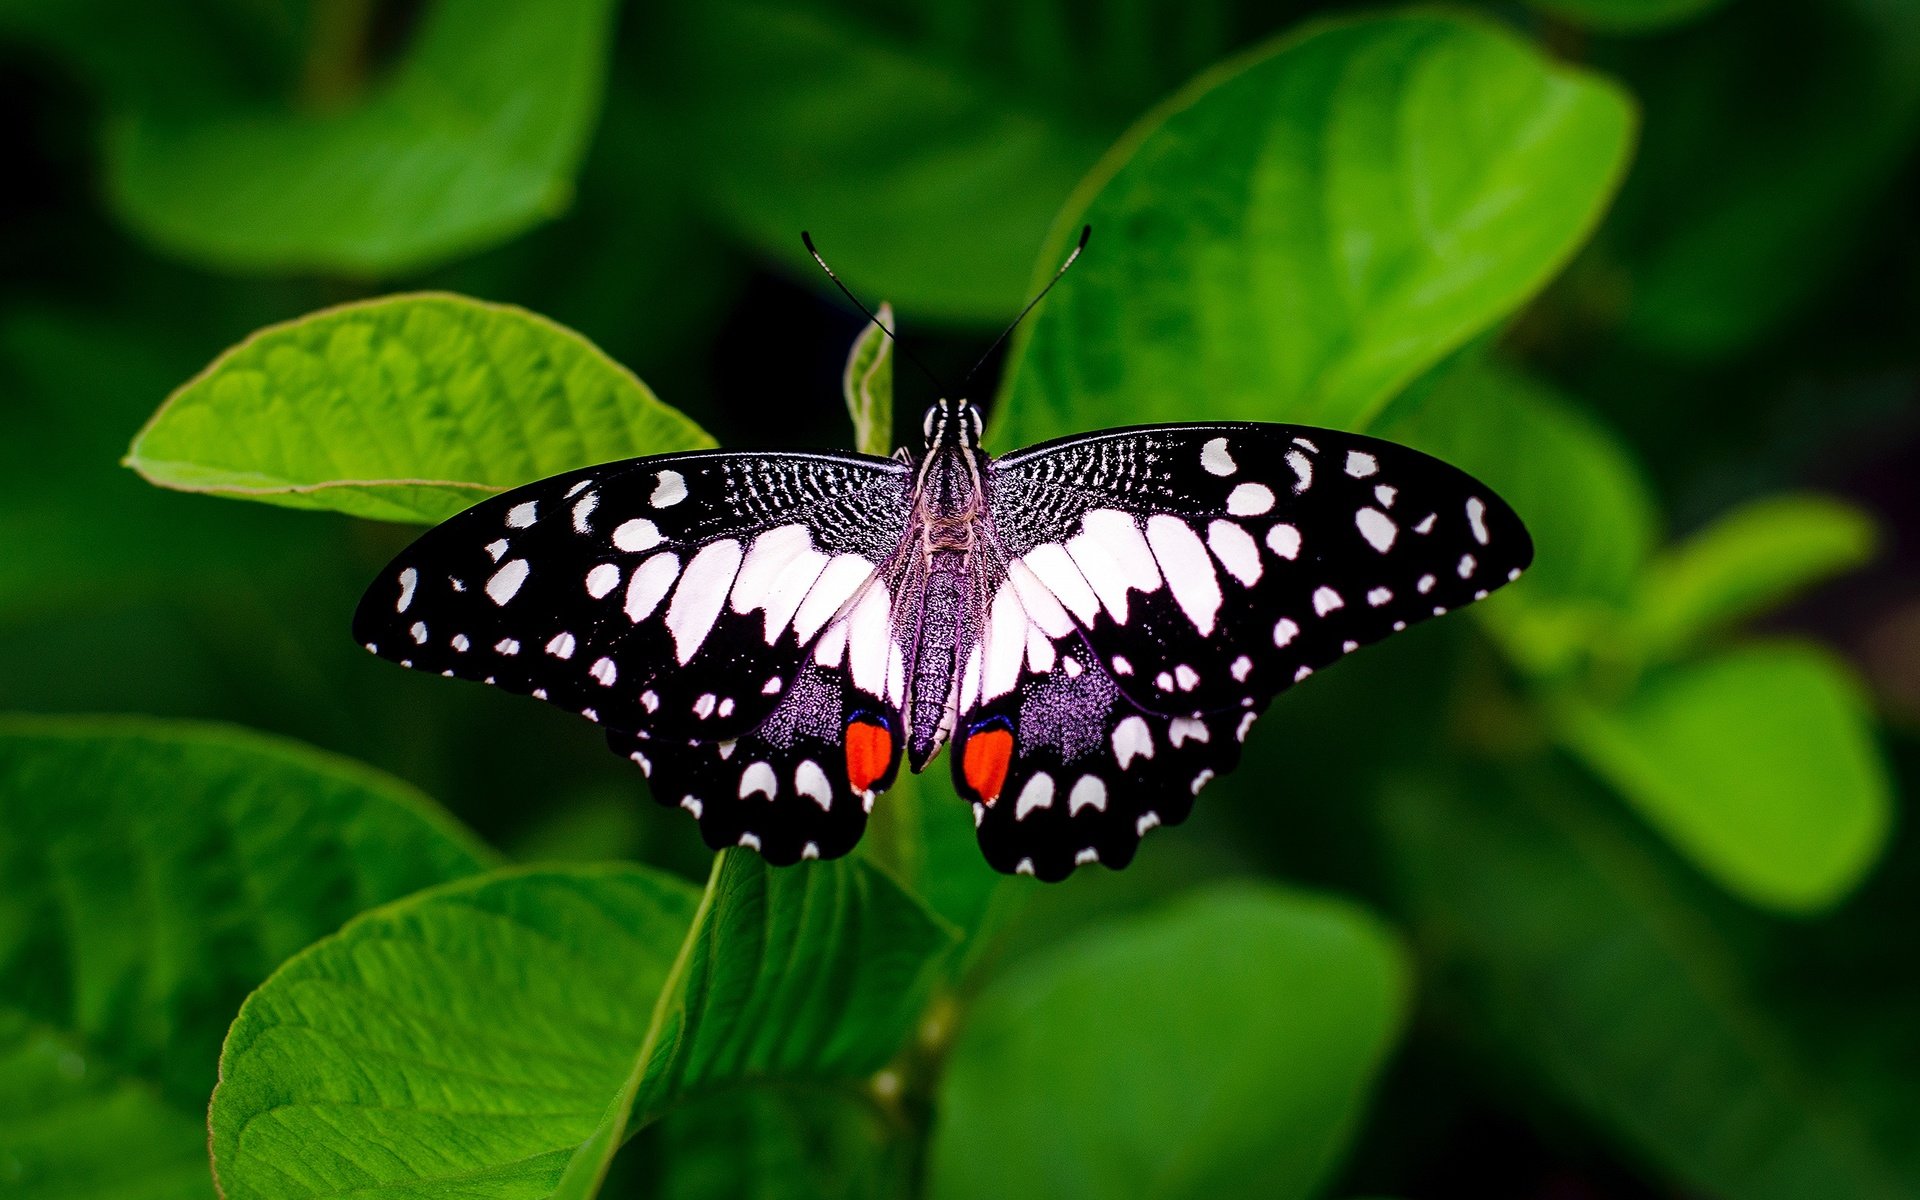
left=1015, top=773, right=1055, bottom=819
left=1345, top=450, right=1378, bottom=478
left=585, top=563, right=621, bottom=599
left=1200, top=436, right=1236, bottom=476
left=395, top=568, right=417, bottom=613
left=1067, top=510, right=1161, bottom=622
left=1466, top=497, right=1490, bottom=544
left=495, top=638, right=520, bottom=655
left=1205, top=520, right=1262, bottom=586
left=1266, top=523, right=1301, bottom=560
left=409, top=621, right=428, bottom=644
left=796, top=760, right=833, bottom=810
left=1286, top=450, right=1313, bottom=492
left=1226, top=482, right=1275, bottom=516
left=572, top=492, right=598, bottom=533
left=1112, top=716, right=1154, bottom=769
left=546, top=632, right=575, bottom=659
left=1273, top=617, right=1299, bottom=647
left=1169, top=717, right=1209, bottom=747
left=1313, top=586, right=1344, bottom=616
left=792, top=554, right=873, bottom=644
left=1231, top=655, right=1252, bottom=681
left=739, top=761, right=777, bottom=800
left=485, top=539, right=509, bottom=562
left=1069, top=776, right=1107, bottom=813
left=1356, top=507, right=1397, bottom=553
left=651, top=470, right=688, bottom=507
left=1458, top=553, right=1477, bottom=579
left=1022, top=543, right=1100, bottom=625
left=486, top=559, right=530, bottom=606
left=1146, top=514, right=1222, bottom=635
left=590, top=657, right=617, bottom=686
left=625, top=552, right=681, bottom=621
left=506, top=500, right=538, bottom=528
left=1367, top=587, right=1393, bottom=607
left=613, top=519, right=662, bottom=553
left=665, top=539, right=745, bottom=663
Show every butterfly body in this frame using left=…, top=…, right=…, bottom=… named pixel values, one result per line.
left=355, top=396, right=1531, bottom=880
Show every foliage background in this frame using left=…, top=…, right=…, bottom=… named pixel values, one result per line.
left=2, top=0, right=1918, bottom=1197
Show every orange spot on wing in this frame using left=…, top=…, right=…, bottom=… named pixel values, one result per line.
left=845, top=719, right=893, bottom=793
left=962, top=728, right=1014, bottom=805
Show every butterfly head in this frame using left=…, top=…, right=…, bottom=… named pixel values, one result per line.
left=922, top=397, right=983, bottom=450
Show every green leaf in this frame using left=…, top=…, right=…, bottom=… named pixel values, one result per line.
left=1383, top=763, right=1918, bottom=1199
left=928, top=886, right=1408, bottom=1200
left=127, top=293, right=713, bottom=524
left=1606, top=0, right=1920, bottom=356
left=105, top=0, right=622, bottom=275
left=654, top=1087, right=909, bottom=1200
left=1526, top=0, right=1730, bottom=33
left=1379, top=360, right=1659, bottom=608
left=209, top=853, right=955, bottom=1198
left=843, top=303, right=896, bottom=457
left=996, top=12, right=1636, bottom=444
left=1556, top=643, right=1893, bottom=912
left=659, top=0, right=1243, bottom=321
left=1632, top=494, right=1877, bottom=661
left=0, top=716, right=492, bottom=1200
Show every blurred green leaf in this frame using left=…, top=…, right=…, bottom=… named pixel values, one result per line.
left=996, top=12, right=1636, bottom=444
left=1605, top=0, right=1920, bottom=356
left=928, top=886, right=1407, bottom=1200
left=1557, top=643, right=1892, bottom=912
left=209, top=852, right=954, bottom=1198
left=659, top=0, right=1255, bottom=321
left=1381, top=360, right=1659, bottom=607
left=127, top=292, right=713, bottom=524
left=1526, top=0, right=1730, bottom=33
left=1632, top=494, right=1877, bottom=661
left=0, top=308, right=320, bottom=622
left=844, top=302, right=896, bottom=457
left=1379, top=360, right=1659, bottom=680
left=655, top=1087, right=908, bottom=1200
left=0, top=716, right=491, bottom=1200
left=1384, top=763, right=1919, bottom=1199
left=105, top=0, right=622, bottom=275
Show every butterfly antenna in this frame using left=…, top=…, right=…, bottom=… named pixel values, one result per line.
left=801, top=231, right=945, bottom=392
left=961, top=224, right=1091, bottom=387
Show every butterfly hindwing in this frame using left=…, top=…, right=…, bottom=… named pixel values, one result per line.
left=353, top=450, right=913, bottom=740
left=986, top=424, right=1532, bottom=715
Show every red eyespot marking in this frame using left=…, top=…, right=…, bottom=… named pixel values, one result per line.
left=845, top=719, right=893, bottom=793
left=962, top=728, right=1013, bottom=805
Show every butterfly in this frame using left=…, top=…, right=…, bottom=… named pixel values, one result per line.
left=354, top=398, right=1530, bottom=880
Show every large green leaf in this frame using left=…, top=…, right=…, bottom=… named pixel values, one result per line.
left=1383, top=764, right=1918, bottom=1199
left=105, top=0, right=622, bottom=275
left=1605, top=0, right=1920, bottom=356
left=658, top=0, right=1255, bottom=322
left=928, top=886, right=1408, bottom=1200
left=127, top=293, right=713, bottom=524
left=209, top=853, right=954, bottom=1198
left=844, top=302, right=896, bottom=457
left=996, top=12, right=1636, bottom=444
left=1556, top=643, right=1892, bottom=912
left=1631, top=494, right=1877, bottom=661
left=0, top=717, right=492, bottom=1200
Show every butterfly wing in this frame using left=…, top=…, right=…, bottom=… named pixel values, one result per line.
left=605, top=555, right=915, bottom=864
left=353, top=449, right=914, bottom=744
left=952, top=423, right=1531, bottom=879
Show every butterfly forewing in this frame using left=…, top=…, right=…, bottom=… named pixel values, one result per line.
left=353, top=450, right=913, bottom=742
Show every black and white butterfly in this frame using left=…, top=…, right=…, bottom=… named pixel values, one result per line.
left=354, top=397, right=1530, bottom=880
